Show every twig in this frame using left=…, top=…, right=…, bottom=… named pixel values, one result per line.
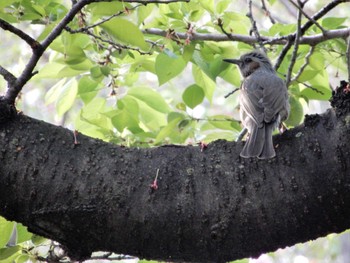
left=247, top=0, right=267, bottom=52
left=217, top=18, right=236, bottom=41
left=66, top=26, right=152, bottom=55
left=347, top=34, right=350, bottom=83
left=224, top=88, right=239, bottom=98
left=274, top=40, right=293, bottom=71
left=291, top=45, right=316, bottom=83
left=0, top=18, right=41, bottom=50
left=286, top=1, right=304, bottom=86
left=261, top=0, right=276, bottom=24
left=67, top=4, right=142, bottom=33
left=0, top=66, right=17, bottom=87
left=288, top=0, right=326, bottom=34
left=4, top=0, right=188, bottom=104
left=115, top=0, right=189, bottom=3
left=144, top=27, right=350, bottom=46
left=299, top=82, right=325, bottom=95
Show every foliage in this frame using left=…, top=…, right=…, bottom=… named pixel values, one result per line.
left=0, top=0, right=350, bottom=262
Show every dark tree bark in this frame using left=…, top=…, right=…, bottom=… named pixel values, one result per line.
left=0, top=83, right=350, bottom=263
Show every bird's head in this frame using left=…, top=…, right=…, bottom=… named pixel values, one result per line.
left=223, top=51, right=274, bottom=77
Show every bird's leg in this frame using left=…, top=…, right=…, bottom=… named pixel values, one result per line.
left=279, top=122, right=288, bottom=134
left=236, top=127, right=248, bottom=142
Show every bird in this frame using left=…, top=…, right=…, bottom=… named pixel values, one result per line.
left=223, top=51, right=290, bottom=159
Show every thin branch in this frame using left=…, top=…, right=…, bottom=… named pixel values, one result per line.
left=67, top=27, right=152, bottom=55
left=144, top=27, right=350, bottom=46
left=286, top=1, right=303, bottom=86
left=93, top=0, right=189, bottom=2
left=261, top=0, right=276, bottom=24
left=347, top=34, right=350, bottom=83
left=4, top=0, right=189, bottom=104
left=0, top=66, right=17, bottom=87
left=0, top=18, right=41, bottom=50
left=288, top=0, right=326, bottom=34
left=224, top=88, right=239, bottom=98
left=274, top=41, right=293, bottom=71
left=67, top=4, right=142, bottom=33
left=247, top=0, right=267, bottom=52
left=299, top=82, right=325, bottom=95
left=291, top=45, right=316, bottom=83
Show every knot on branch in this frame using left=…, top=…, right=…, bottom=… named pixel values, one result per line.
left=330, top=80, right=350, bottom=117
left=0, top=96, right=17, bottom=124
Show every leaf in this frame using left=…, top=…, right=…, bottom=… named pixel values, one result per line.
left=0, top=246, right=20, bottom=261
left=321, top=17, right=347, bottom=29
left=57, top=78, right=78, bottom=116
left=192, top=65, right=216, bottom=102
left=100, top=18, right=149, bottom=50
left=182, top=84, right=204, bottom=109
left=128, top=87, right=171, bottom=113
left=78, top=76, right=100, bottom=104
left=154, top=117, right=182, bottom=144
left=111, top=109, right=141, bottom=133
left=0, top=217, right=14, bottom=248
left=88, top=2, right=125, bottom=16
left=285, top=95, right=304, bottom=127
left=199, top=0, right=214, bottom=13
left=155, top=52, right=187, bottom=85
left=16, top=223, right=32, bottom=244
left=297, top=69, right=319, bottom=82
left=46, top=78, right=78, bottom=116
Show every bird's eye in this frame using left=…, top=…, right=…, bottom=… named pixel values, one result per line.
left=244, top=57, right=252, bottom=63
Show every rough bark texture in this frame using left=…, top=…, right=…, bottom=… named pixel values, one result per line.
left=0, top=83, right=350, bottom=262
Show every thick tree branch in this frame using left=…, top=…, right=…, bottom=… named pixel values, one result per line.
left=0, top=84, right=350, bottom=262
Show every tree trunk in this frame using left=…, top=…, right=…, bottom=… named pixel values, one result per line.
left=0, top=84, right=350, bottom=262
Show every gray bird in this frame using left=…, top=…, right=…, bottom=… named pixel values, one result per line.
left=224, top=51, right=290, bottom=159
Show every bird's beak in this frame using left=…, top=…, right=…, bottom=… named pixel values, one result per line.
left=223, top=58, right=241, bottom=65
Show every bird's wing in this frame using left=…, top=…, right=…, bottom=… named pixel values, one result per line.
left=239, top=78, right=265, bottom=128
left=260, top=74, right=289, bottom=123
left=241, top=72, right=288, bottom=124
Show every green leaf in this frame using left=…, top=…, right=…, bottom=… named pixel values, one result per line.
left=155, top=52, right=187, bottom=85
left=46, top=78, right=78, bottom=116
left=78, top=76, right=100, bottom=104
left=285, top=95, right=303, bottom=127
left=112, top=109, right=141, bottom=133
left=0, top=217, right=14, bottom=248
left=128, top=87, right=171, bottom=113
left=199, top=0, right=214, bottom=13
left=16, top=224, right=32, bottom=244
left=31, top=235, right=46, bottom=245
left=321, top=17, right=347, bottom=29
left=216, top=0, right=231, bottom=14
left=182, top=84, right=204, bottom=109
left=154, top=117, right=182, bottom=144
left=0, top=246, right=20, bottom=261
left=88, top=2, right=125, bottom=16
left=192, top=65, right=216, bottom=102
left=297, top=69, right=319, bottom=82
left=100, top=18, right=149, bottom=50
left=56, top=78, right=78, bottom=116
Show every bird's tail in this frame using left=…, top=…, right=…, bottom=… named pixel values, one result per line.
left=240, top=123, right=275, bottom=159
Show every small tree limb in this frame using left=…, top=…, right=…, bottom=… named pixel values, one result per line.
left=0, top=18, right=41, bottom=50
left=286, top=1, right=303, bottom=86
left=0, top=66, right=17, bottom=87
